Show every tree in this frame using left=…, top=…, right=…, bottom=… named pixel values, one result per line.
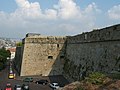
left=16, top=42, right=23, bottom=46
left=0, top=62, right=4, bottom=70
left=6, top=50, right=11, bottom=58
left=0, top=47, right=11, bottom=70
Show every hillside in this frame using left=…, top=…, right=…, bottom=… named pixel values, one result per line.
left=0, top=38, right=16, bottom=48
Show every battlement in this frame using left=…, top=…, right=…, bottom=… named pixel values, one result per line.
left=26, top=33, right=41, bottom=37
left=23, top=35, right=67, bottom=44
left=67, top=24, right=120, bottom=43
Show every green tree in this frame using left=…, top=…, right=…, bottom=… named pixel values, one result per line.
left=16, top=42, right=23, bottom=46
left=0, top=62, right=4, bottom=70
left=6, top=50, right=11, bottom=58
left=0, top=47, right=11, bottom=70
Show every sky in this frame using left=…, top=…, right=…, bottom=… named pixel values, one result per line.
left=0, top=0, right=120, bottom=39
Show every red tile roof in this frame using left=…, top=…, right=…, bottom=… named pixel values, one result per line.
left=7, top=48, right=16, bottom=52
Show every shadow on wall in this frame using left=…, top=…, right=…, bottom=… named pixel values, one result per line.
left=48, top=40, right=69, bottom=85
left=48, top=42, right=66, bottom=75
left=14, top=46, right=23, bottom=75
left=48, top=24, right=120, bottom=83
left=48, top=75, right=69, bottom=87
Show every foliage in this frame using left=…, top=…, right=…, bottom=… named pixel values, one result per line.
left=74, top=86, right=85, bottom=90
left=0, top=62, right=4, bottom=70
left=6, top=50, right=11, bottom=58
left=85, top=72, right=106, bottom=85
left=0, top=47, right=11, bottom=70
left=0, top=47, right=11, bottom=61
left=16, top=42, right=23, bottom=46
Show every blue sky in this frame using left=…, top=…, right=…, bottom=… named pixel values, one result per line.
left=0, top=0, right=119, bottom=38
left=0, top=0, right=119, bottom=12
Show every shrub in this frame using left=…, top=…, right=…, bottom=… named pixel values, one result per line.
left=74, top=86, right=84, bottom=90
left=85, top=72, right=106, bottom=85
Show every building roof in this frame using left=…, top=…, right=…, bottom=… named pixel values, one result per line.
left=7, top=47, right=16, bottom=52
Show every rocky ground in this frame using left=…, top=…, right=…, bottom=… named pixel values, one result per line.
left=60, top=79, right=120, bottom=90
left=59, top=72, right=120, bottom=90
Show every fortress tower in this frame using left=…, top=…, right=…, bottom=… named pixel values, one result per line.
left=15, top=34, right=66, bottom=76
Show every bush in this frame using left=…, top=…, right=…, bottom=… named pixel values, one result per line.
left=74, top=86, right=84, bottom=90
left=85, top=72, right=106, bottom=85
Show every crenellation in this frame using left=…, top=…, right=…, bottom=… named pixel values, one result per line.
left=67, top=25, right=120, bottom=45
left=24, top=36, right=66, bottom=44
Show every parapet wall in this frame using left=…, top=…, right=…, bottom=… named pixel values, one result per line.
left=64, top=24, right=120, bottom=82
left=67, top=24, right=120, bottom=43
left=23, top=36, right=66, bottom=44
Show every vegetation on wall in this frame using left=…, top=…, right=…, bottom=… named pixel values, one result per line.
left=16, top=42, right=23, bottom=46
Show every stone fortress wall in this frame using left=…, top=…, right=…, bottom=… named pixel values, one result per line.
left=14, top=46, right=23, bottom=74
left=64, top=24, right=120, bottom=81
left=15, top=24, right=120, bottom=81
left=19, top=34, right=67, bottom=76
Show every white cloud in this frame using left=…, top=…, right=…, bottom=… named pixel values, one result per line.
left=14, top=0, right=42, bottom=18
left=44, top=9, right=57, bottom=19
left=15, top=0, right=30, bottom=8
left=55, top=0, right=81, bottom=19
left=84, top=2, right=101, bottom=14
left=14, top=0, right=100, bottom=21
left=0, top=0, right=101, bottom=38
left=108, top=5, right=120, bottom=20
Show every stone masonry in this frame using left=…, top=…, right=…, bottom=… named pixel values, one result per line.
left=15, top=24, right=120, bottom=81
left=63, top=24, right=120, bottom=82
left=17, top=34, right=66, bottom=76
